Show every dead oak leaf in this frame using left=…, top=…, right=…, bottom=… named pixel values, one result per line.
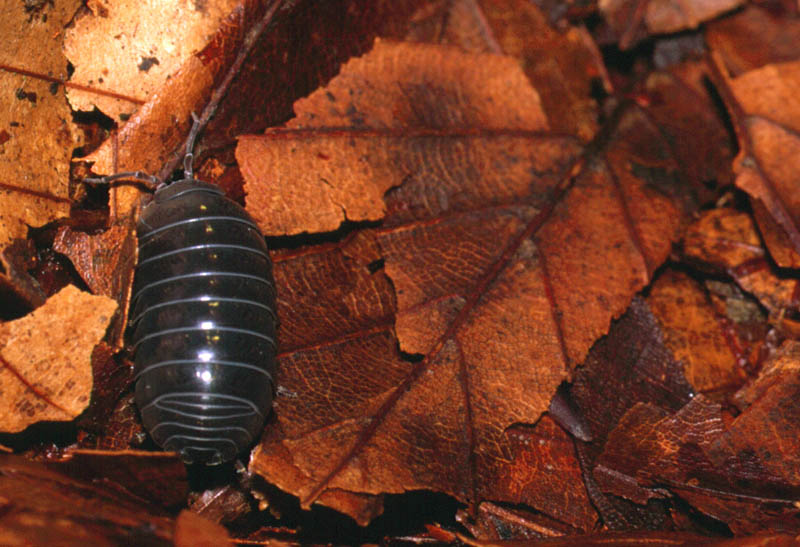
left=0, top=0, right=83, bottom=249
left=247, top=39, right=693, bottom=524
left=0, top=285, right=117, bottom=433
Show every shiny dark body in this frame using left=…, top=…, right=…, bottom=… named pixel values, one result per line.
left=130, top=179, right=277, bottom=465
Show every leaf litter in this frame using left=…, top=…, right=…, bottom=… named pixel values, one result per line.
left=1, top=0, right=800, bottom=543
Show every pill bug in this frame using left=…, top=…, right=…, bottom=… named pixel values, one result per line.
left=121, top=148, right=278, bottom=466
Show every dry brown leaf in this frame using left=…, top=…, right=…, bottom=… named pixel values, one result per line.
left=81, top=1, right=269, bottom=218
left=238, top=39, right=548, bottom=235
left=711, top=58, right=800, bottom=266
left=683, top=208, right=799, bottom=314
left=64, top=0, right=240, bottom=120
left=54, top=218, right=138, bottom=347
left=244, top=37, right=699, bottom=525
left=0, top=285, right=117, bottom=432
left=405, top=0, right=607, bottom=141
left=0, top=0, right=83, bottom=249
left=174, top=510, right=232, bottom=547
left=647, top=270, right=747, bottom=393
left=600, top=0, right=743, bottom=49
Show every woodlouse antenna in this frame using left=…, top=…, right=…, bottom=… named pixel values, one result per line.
left=83, top=171, right=164, bottom=192
left=182, top=111, right=202, bottom=180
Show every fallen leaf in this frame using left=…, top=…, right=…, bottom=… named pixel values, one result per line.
left=751, top=198, right=800, bottom=269
left=54, top=217, right=138, bottom=347
left=0, top=454, right=173, bottom=545
left=64, top=0, right=240, bottom=121
left=238, top=39, right=549, bottom=235
left=174, top=510, right=232, bottom=547
left=595, top=370, right=800, bottom=535
left=55, top=448, right=188, bottom=511
left=405, top=0, right=607, bottom=140
left=711, top=58, right=800, bottom=265
left=706, top=3, right=800, bottom=77
left=0, top=239, right=46, bottom=317
left=647, top=269, right=747, bottom=393
left=599, top=0, right=743, bottom=49
left=247, top=38, right=700, bottom=525
left=460, top=529, right=800, bottom=546
left=457, top=501, right=578, bottom=541
left=682, top=208, right=800, bottom=314
left=0, top=0, right=83, bottom=248
left=0, top=285, right=117, bottom=432
left=571, top=296, right=695, bottom=527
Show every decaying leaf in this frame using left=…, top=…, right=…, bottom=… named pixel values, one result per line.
left=55, top=448, right=188, bottom=511
left=0, top=454, right=174, bottom=545
left=54, top=217, right=138, bottom=347
left=238, top=39, right=549, bottom=235
left=711, top=58, right=800, bottom=266
left=0, top=239, right=46, bottom=315
left=246, top=36, right=701, bottom=525
left=594, top=368, right=800, bottom=535
left=405, top=0, right=607, bottom=141
left=174, top=510, right=232, bottom=547
left=2, top=0, right=799, bottom=541
left=647, top=269, right=747, bottom=393
left=0, top=285, right=117, bottom=432
left=64, top=0, right=240, bottom=120
left=80, top=0, right=276, bottom=218
left=706, top=3, right=800, bottom=77
left=0, top=0, right=83, bottom=249
left=683, top=208, right=800, bottom=315
left=600, top=0, right=744, bottom=49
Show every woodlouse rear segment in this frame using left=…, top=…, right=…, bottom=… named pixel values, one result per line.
left=130, top=179, right=277, bottom=465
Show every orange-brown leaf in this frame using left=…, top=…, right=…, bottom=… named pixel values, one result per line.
left=174, top=510, right=232, bottom=547
left=238, top=39, right=548, bottom=235
left=0, top=0, right=83, bottom=248
left=405, top=0, right=606, bottom=140
left=0, top=285, right=117, bottom=432
left=54, top=218, right=138, bottom=347
left=247, top=38, right=696, bottom=526
left=646, top=270, right=747, bottom=393
left=712, top=59, right=800, bottom=266
left=64, top=0, right=240, bottom=120
left=600, top=0, right=743, bottom=49
left=683, top=208, right=799, bottom=314
left=706, top=4, right=800, bottom=77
